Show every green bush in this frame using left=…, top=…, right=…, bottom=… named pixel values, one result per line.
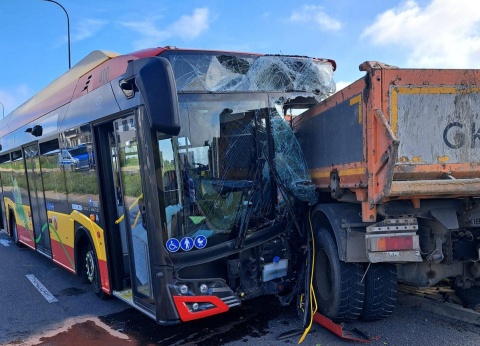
left=122, top=173, right=142, bottom=197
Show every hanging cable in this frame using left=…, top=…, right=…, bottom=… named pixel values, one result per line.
left=298, top=208, right=317, bottom=344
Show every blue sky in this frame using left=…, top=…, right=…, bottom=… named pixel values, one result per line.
left=1, top=0, right=480, bottom=115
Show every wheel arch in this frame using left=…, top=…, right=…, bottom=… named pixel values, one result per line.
left=74, top=224, right=94, bottom=276
left=7, top=206, right=16, bottom=238
left=311, top=203, right=366, bottom=262
left=74, top=222, right=110, bottom=298
left=72, top=217, right=111, bottom=294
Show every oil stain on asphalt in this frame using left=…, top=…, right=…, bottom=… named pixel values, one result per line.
left=23, top=297, right=301, bottom=346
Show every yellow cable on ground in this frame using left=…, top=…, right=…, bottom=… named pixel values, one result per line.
left=298, top=208, right=317, bottom=344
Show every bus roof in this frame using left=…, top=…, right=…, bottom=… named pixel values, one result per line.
left=26, top=50, right=119, bottom=111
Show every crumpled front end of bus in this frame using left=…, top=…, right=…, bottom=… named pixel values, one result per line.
left=163, top=52, right=336, bottom=322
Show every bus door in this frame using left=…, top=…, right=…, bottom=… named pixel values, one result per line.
left=23, top=143, right=51, bottom=257
left=97, top=115, right=155, bottom=313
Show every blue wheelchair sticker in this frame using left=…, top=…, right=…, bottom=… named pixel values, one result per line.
left=166, top=238, right=180, bottom=252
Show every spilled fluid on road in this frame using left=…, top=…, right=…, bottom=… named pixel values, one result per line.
left=19, top=296, right=301, bottom=346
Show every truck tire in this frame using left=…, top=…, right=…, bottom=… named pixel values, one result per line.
left=454, top=286, right=480, bottom=308
left=313, top=230, right=365, bottom=321
left=361, top=263, right=397, bottom=320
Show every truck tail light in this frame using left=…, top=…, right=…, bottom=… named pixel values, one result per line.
left=368, top=235, right=414, bottom=251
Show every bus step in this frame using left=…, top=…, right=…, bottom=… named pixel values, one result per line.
left=113, top=289, right=133, bottom=304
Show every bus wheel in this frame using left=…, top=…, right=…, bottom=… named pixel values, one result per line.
left=313, top=230, right=365, bottom=321
left=10, top=216, right=21, bottom=247
left=360, top=263, right=397, bottom=321
left=82, top=243, right=106, bottom=299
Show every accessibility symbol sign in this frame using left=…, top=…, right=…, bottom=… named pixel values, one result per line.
left=194, top=235, right=207, bottom=249
left=180, top=237, right=194, bottom=251
left=166, top=238, right=180, bottom=252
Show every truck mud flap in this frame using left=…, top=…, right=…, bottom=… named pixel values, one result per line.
left=312, top=312, right=380, bottom=343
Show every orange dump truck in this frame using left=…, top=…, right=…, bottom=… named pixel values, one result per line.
left=294, top=61, right=480, bottom=321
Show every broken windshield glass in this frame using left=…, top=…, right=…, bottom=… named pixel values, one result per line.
left=159, top=92, right=318, bottom=250
left=271, top=112, right=317, bottom=206
left=154, top=49, right=333, bottom=249
left=163, top=52, right=335, bottom=101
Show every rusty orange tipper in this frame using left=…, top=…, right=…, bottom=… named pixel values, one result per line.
left=296, top=61, right=480, bottom=222
left=293, top=61, right=480, bottom=322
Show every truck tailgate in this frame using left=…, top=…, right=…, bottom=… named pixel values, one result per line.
left=390, top=83, right=480, bottom=197
left=294, top=62, right=480, bottom=221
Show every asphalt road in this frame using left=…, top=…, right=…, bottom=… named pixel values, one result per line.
left=1, top=229, right=480, bottom=346
left=0, top=229, right=126, bottom=345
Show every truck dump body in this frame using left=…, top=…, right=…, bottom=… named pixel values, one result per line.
left=294, top=61, right=480, bottom=222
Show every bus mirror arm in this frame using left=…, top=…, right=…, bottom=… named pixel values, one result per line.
left=124, top=57, right=181, bottom=136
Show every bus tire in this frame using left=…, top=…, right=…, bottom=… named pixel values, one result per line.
left=9, top=215, right=21, bottom=247
left=81, top=242, right=106, bottom=299
left=313, top=230, right=365, bottom=321
left=360, top=263, right=397, bottom=321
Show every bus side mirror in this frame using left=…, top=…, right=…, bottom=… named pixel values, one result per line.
left=25, top=125, right=43, bottom=137
left=124, top=57, right=181, bottom=136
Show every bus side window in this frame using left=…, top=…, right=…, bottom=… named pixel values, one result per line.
left=40, top=139, right=68, bottom=205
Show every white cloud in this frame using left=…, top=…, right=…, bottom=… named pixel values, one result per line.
left=0, top=85, right=32, bottom=116
left=290, top=5, right=342, bottom=31
left=335, top=81, right=351, bottom=92
left=121, top=16, right=170, bottom=49
left=362, top=0, right=480, bottom=68
left=73, top=19, right=107, bottom=42
left=121, top=8, right=210, bottom=49
left=170, top=8, right=210, bottom=40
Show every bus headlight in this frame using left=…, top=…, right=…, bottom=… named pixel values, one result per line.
left=179, top=285, right=189, bottom=294
left=199, top=284, right=208, bottom=294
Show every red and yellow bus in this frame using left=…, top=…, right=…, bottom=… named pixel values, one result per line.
left=0, top=47, right=335, bottom=323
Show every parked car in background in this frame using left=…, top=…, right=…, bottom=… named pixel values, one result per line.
left=58, top=144, right=94, bottom=171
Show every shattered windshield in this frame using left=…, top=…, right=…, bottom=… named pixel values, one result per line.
left=158, top=94, right=270, bottom=248
left=156, top=50, right=330, bottom=252
left=162, top=51, right=336, bottom=101
left=158, top=93, right=316, bottom=250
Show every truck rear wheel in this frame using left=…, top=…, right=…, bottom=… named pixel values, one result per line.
left=361, top=263, right=397, bottom=320
left=313, top=230, right=365, bottom=321
left=454, top=285, right=480, bottom=308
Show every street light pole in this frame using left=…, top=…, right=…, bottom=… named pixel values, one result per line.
left=0, top=101, right=4, bottom=118
left=43, top=0, right=71, bottom=69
